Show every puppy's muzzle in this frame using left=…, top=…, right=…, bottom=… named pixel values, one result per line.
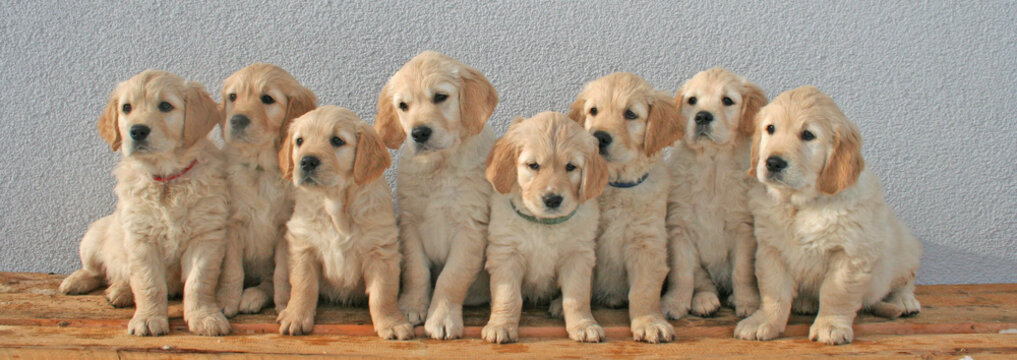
left=593, top=131, right=612, bottom=155
left=542, top=193, right=564, bottom=210
left=230, top=114, right=250, bottom=133
left=411, top=125, right=432, bottom=144
left=129, top=125, right=151, bottom=142
left=765, top=155, right=788, bottom=175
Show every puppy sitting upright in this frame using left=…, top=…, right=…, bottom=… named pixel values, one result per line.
left=568, top=73, right=684, bottom=343
left=59, top=70, right=229, bottom=336
left=735, top=86, right=922, bottom=345
left=483, top=112, right=608, bottom=344
left=275, top=106, right=413, bottom=340
left=663, top=68, right=766, bottom=319
left=375, top=51, right=498, bottom=340
left=216, top=64, right=317, bottom=316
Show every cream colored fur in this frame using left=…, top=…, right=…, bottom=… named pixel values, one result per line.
left=59, top=70, right=230, bottom=336
left=663, top=68, right=765, bottom=319
left=734, top=86, right=921, bottom=345
left=375, top=51, right=498, bottom=340
left=275, top=106, right=413, bottom=340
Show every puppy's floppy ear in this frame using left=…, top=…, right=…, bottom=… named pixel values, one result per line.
left=643, top=92, right=684, bottom=157
left=374, top=83, right=405, bottom=149
left=277, top=129, right=294, bottom=181
left=579, top=147, right=608, bottom=202
left=353, top=123, right=391, bottom=185
left=748, top=113, right=762, bottom=177
left=485, top=136, right=518, bottom=194
left=567, top=97, right=586, bottom=126
left=183, top=82, right=222, bottom=147
left=738, top=82, right=767, bottom=137
left=673, top=89, right=686, bottom=119
left=458, top=65, right=498, bottom=137
left=817, top=122, right=864, bottom=195
left=281, top=84, right=317, bottom=149
left=97, top=95, right=122, bottom=151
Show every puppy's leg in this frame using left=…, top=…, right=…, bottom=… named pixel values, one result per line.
left=690, top=267, right=722, bottom=317
left=277, top=244, right=319, bottom=336
left=624, top=236, right=675, bottom=344
left=730, top=222, right=760, bottom=317
left=398, top=225, right=431, bottom=325
left=126, top=240, right=170, bottom=336
left=809, top=252, right=872, bottom=345
left=482, top=254, right=523, bottom=344
left=735, top=244, right=792, bottom=341
left=216, top=230, right=243, bottom=317
left=425, top=230, right=485, bottom=340
left=364, top=248, right=414, bottom=340
left=273, top=239, right=291, bottom=312
left=558, top=253, right=604, bottom=343
left=60, top=218, right=110, bottom=295
left=661, top=226, right=697, bottom=320
left=181, top=235, right=231, bottom=336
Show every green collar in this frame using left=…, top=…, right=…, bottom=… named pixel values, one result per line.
left=509, top=200, right=579, bottom=225
left=242, top=163, right=265, bottom=172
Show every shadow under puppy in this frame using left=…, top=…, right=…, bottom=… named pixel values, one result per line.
left=567, top=72, right=685, bottom=343
left=735, top=86, right=922, bottom=345
left=375, top=51, right=498, bottom=340
left=59, top=70, right=229, bottom=336
left=483, top=112, right=609, bottom=344
left=216, top=63, right=317, bottom=316
left=663, top=68, right=766, bottom=319
left=276, top=106, right=413, bottom=340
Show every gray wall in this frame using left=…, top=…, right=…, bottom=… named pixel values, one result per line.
left=2, top=1, right=1015, bottom=284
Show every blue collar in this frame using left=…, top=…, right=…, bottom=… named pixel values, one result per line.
left=608, top=173, right=649, bottom=188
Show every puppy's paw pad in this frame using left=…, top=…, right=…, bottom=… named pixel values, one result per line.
left=734, top=313, right=781, bottom=341
left=631, top=316, right=675, bottom=344
left=481, top=323, right=518, bottom=344
left=128, top=315, right=170, bottom=337
left=691, top=292, right=722, bottom=317
left=809, top=319, right=853, bottom=345
left=239, top=287, right=270, bottom=314
left=568, top=320, right=605, bottom=343
left=187, top=311, right=231, bottom=336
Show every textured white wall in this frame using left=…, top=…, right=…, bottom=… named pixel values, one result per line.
left=1, top=1, right=1014, bottom=284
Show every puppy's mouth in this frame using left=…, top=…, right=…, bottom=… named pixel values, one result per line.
left=694, top=125, right=715, bottom=141
left=297, top=172, right=320, bottom=186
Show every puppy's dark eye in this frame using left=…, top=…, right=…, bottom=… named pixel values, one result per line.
left=398, top=102, right=408, bottom=111
left=722, top=97, right=735, bottom=106
left=766, top=124, right=775, bottom=135
left=565, top=163, right=577, bottom=172
left=624, top=109, right=638, bottom=120
left=295, top=137, right=303, bottom=147
left=122, top=103, right=132, bottom=114
left=228, top=93, right=237, bottom=102
left=801, top=130, right=816, bottom=141
left=331, top=136, right=345, bottom=147
left=590, top=107, right=598, bottom=116
left=433, top=93, right=448, bottom=103
left=261, top=95, right=275, bottom=104
left=528, top=163, right=540, bottom=171
left=687, top=97, right=697, bottom=105
left=158, top=101, right=174, bottom=112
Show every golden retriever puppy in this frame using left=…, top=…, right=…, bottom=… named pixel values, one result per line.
left=375, top=51, right=498, bottom=339
left=734, top=86, right=922, bottom=345
left=275, top=106, right=413, bottom=340
left=58, top=70, right=229, bottom=336
left=482, top=112, right=609, bottom=344
left=216, top=63, right=317, bottom=316
left=567, top=72, right=684, bottom=343
left=662, top=68, right=766, bottom=319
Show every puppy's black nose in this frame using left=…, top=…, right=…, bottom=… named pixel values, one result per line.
left=300, top=156, right=320, bottom=172
left=411, top=126, right=432, bottom=143
left=230, top=115, right=250, bottom=130
left=695, top=111, right=714, bottom=125
left=765, top=156, right=788, bottom=172
left=129, top=125, right=150, bottom=141
left=543, top=194, right=564, bottom=209
left=593, top=131, right=613, bottom=151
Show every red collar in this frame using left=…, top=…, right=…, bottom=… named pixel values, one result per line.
left=152, top=159, right=198, bottom=182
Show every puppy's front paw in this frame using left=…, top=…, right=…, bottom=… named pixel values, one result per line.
left=690, top=291, right=721, bottom=317
left=891, top=292, right=922, bottom=316
left=377, top=320, right=415, bottom=340
left=630, top=315, right=675, bottom=344
left=567, top=319, right=605, bottom=343
left=105, top=283, right=134, bottom=308
left=809, top=317, right=853, bottom=345
left=277, top=307, right=315, bottom=336
left=424, top=307, right=463, bottom=340
left=128, top=314, right=170, bottom=336
left=216, top=289, right=241, bottom=318
left=398, top=295, right=428, bottom=326
left=732, top=293, right=760, bottom=317
left=661, top=292, right=690, bottom=320
left=734, top=312, right=782, bottom=341
left=239, top=287, right=271, bottom=314
left=547, top=297, right=564, bottom=319
left=481, top=322, right=518, bottom=344
left=187, top=310, right=231, bottom=336
left=59, top=271, right=101, bottom=295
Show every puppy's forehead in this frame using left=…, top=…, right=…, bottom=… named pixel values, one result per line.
left=389, top=68, right=459, bottom=100
left=294, top=106, right=361, bottom=136
left=582, top=73, right=654, bottom=108
left=225, top=64, right=297, bottom=95
left=117, top=71, right=186, bottom=105
left=513, top=112, right=594, bottom=161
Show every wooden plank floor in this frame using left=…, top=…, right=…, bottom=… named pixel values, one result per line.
left=1, top=272, right=1015, bottom=359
